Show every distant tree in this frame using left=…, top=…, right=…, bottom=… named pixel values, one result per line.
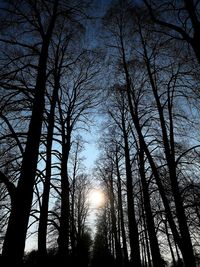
left=73, top=228, right=93, bottom=267
left=91, top=208, right=116, bottom=267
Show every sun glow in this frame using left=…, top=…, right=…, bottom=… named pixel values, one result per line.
left=89, top=189, right=105, bottom=208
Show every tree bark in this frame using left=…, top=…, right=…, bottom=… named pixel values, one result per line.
left=122, top=114, right=141, bottom=267
left=38, top=65, right=60, bottom=261
left=165, top=220, right=176, bottom=267
left=138, top=147, right=163, bottom=267
left=115, top=151, right=129, bottom=267
left=109, top=169, right=123, bottom=267
left=57, top=109, right=71, bottom=264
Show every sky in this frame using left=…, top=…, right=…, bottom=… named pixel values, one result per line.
left=81, top=0, right=112, bottom=169
left=84, top=0, right=112, bottom=48
left=82, top=131, right=99, bottom=169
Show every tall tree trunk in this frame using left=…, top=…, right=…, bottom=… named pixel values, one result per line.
left=122, top=115, right=141, bottom=267
left=143, top=213, right=152, bottom=267
left=38, top=69, right=60, bottom=261
left=141, top=231, right=147, bottom=267
left=115, top=151, right=129, bottom=267
left=70, top=177, right=76, bottom=257
left=138, top=146, right=163, bottom=267
left=57, top=110, right=71, bottom=265
left=2, top=2, right=58, bottom=265
left=184, top=0, right=200, bottom=63
left=58, top=145, right=70, bottom=264
left=70, top=141, right=80, bottom=257
left=165, top=220, right=176, bottom=267
left=175, top=241, right=181, bottom=263
left=109, top=170, right=123, bottom=267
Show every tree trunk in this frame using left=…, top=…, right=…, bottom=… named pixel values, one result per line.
left=122, top=115, right=141, bottom=267
left=116, top=151, right=129, bottom=267
left=165, top=220, right=176, bottom=267
left=139, top=147, right=163, bottom=267
left=109, top=170, right=123, bottom=267
left=38, top=69, right=60, bottom=261
left=143, top=215, right=152, bottom=267
left=57, top=111, right=71, bottom=264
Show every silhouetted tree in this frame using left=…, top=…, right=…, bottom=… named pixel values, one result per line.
left=1, top=1, right=59, bottom=265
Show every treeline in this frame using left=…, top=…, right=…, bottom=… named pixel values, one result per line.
left=0, top=1, right=200, bottom=267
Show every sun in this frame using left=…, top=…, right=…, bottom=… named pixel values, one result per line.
left=89, top=189, right=105, bottom=208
